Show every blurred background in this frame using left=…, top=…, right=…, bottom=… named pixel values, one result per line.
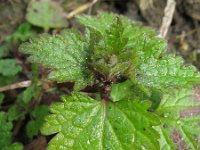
left=0, top=0, right=200, bottom=149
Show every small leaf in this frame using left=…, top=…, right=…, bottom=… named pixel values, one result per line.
left=6, top=22, right=36, bottom=43
left=77, top=13, right=116, bottom=34
left=26, top=105, right=49, bottom=138
left=17, top=85, right=41, bottom=104
left=0, top=59, right=22, bottom=76
left=41, top=93, right=160, bottom=150
left=155, top=87, right=200, bottom=149
left=26, top=0, right=68, bottom=30
left=110, top=80, right=148, bottom=102
left=7, top=105, right=25, bottom=122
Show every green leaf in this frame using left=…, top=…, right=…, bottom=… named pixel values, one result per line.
left=19, top=29, right=93, bottom=90
left=0, top=112, right=23, bottom=150
left=155, top=87, right=200, bottom=149
left=136, top=55, right=200, bottom=90
left=77, top=13, right=117, bottom=34
left=26, top=0, right=68, bottom=30
left=77, top=12, right=166, bottom=56
left=110, top=80, right=148, bottom=102
left=81, top=14, right=134, bottom=78
left=7, top=105, right=25, bottom=122
left=0, top=44, right=9, bottom=58
left=0, top=59, right=22, bottom=76
left=17, top=85, right=41, bottom=104
left=5, top=22, right=36, bottom=43
left=0, top=22, right=35, bottom=58
left=26, top=105, right=49, bottom=138
left=41, top=93, right=160, bottom=150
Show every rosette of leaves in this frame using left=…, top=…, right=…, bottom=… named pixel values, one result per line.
left=20, top=13, right=200, bottom=149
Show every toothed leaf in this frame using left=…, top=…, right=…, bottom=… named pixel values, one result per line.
left=41, top=93, right=160, bottom=150
left=155, top=87, right=200, bottom=149
left=137, top=55, right=200, bottom=90
left=19, top=30, right=93, bottom=90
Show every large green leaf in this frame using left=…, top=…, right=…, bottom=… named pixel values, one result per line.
left=155, top=87, right=200, bottom=150
left=19, top=29, right=93, bottom=90
left=41, top=93, right=160, bottom=150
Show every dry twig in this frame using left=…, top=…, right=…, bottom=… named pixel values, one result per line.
left=65, top=0, right=99, bottom=19
left=159, top=0, right=176, bottom=38
left=0, top=80, right=32, bottom=92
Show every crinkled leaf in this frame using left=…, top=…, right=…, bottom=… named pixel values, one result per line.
left=19, top=29, right=93, bottom=90
left=41, top=93, right=160, bottom=150
left=77, top=13, right=117, bottom=34
left=0, top=59, right=22, bottom=76
left=137, top=55, right=200, bottom=90
left=26, top=105, right=49, bottom=138
left=21, top=13, right=200, bottom=90
left=26, top=0, right=68, bottom=30
left=77, top=12, right=166, bottom=57
left=155, top=87, right=200, bottom=150
left=0, top=112, right=23, bottom=150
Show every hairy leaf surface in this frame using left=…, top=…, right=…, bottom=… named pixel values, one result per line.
left=137, top=55, right=200, bottom=90
left=41, top=93, right=160, bottom=150
left=20, top=30, right=93, bottom=90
